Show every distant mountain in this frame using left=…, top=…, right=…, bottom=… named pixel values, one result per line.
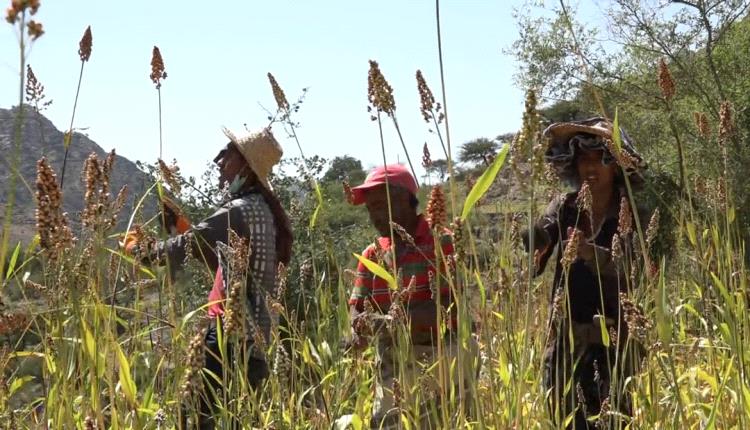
left=0, top=106, right=153, bottom=246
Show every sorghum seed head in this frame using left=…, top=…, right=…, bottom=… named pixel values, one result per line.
left=390, top=222, right=416, bottom=249
left=617, top=197, right=633, bottom=236
left=719, top=100, right=734, bottom=142
left=425, top=185, right=446, bottom=231
left=561, top=229, right=581, bottom=268
left=367, top=60, right=395, bottom=116
left=342, top=179, right=354, bottom=204
left=78, top=26, right=92, bottom=62
left=416, top=70, right=436, bottom=123
left=646, top=208, right=660, bottom=250
left=26, top=19, right=43, bottom=40
left=576, top=181, right=593, bottom=216
left=422, top=143, right=432, bottom=168
left=150, top=46, right=166, bottom=89
left=267, top=72, right=290, bottom=112
left=658, top=58, right=675, bottom=101
left=693, top=111, right=710, bottom=139
left=157, top=158, right=181, bottom=195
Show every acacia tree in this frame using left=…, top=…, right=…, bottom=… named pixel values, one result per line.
left=459, top=138, right=500, bottom=166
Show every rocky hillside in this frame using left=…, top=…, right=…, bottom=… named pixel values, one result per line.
left=0, top=106, right=153, bottom=246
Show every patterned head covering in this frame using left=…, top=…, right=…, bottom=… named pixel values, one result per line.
left=542, top=116, right=646, bottom=183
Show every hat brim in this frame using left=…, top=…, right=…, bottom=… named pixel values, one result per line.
left=350, top=181, right=412, bottom=205
left=543, top=122, right=612, bottom=146
left=223, top=138, right=274, bottom=191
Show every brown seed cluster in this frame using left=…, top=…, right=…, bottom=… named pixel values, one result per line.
left=416, top=70, right=442, bottom=123
left=81, top=152, right=112, bottom=229
left=0, top=312, right=29, bottom=336
left=619, top=293, right=652, bottom=344
left=150, top=46, right=166, bottom=89
left=561, top=228, right=580, bottom=268
left=718, top=100, right=734, bottom=142
left=267, top=72, right=289, bottom=112
left=181, top=324, right=208, bottom=398
left=367, top=60, right=395, bottom=117
left=35, top=158, right=74, bottom=257
left=693, top=111, right=710, bottom=139
left=657, top=58, right=675, bottom=102
left=422, top=143, right=432, bottom=169
left=611, top=233, right=623, bottom=263
left=25, top=64, right=52, bottom=112
left=390, top=222, right=416, bottom=249
left=5, top=0, right=40, bottom=24
left=450, top=216, right=465, bottom=263
left=617, top=196, right=633, bottom=236
left=425, top=185, right=446, bottom=231
left=576, top=181, right=593, bottom=219
left=78, top=25, right=92, bottom=62
left=157, top=158, right=181, bottom=195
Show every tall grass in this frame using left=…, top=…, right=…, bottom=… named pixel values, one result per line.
left=2, top=1, right=750, bottom=429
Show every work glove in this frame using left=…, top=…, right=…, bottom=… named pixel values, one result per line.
left=160, top=196, right=191, bottom=235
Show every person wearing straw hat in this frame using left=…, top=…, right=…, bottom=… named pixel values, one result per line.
left=522, top=117, right=651, bottom=429
left=122, top=127, right=292, bottom=429
left=342, top=163, right=477, bottom=429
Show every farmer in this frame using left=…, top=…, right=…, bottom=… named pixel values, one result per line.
left=522, top=117, right=649, bottom=429
left=122, top=127, right=292, bottom=429
left=346, top=164, right=476, bottom=429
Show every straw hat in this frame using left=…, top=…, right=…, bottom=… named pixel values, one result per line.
left=222, top=127, right=283, bottom=191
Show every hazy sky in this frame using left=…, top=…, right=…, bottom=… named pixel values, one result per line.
left=0, top=1, right=592, bottom=181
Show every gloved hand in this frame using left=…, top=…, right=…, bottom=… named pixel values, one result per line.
left=160, top=196, right=191, bottom=235
left=119, top=229, right=141, bottom=255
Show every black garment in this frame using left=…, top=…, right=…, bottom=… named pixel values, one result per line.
left=524, top=191, right=644, bottom=429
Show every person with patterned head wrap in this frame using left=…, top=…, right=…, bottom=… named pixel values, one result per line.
left=523, top=117, right=651, bottom=429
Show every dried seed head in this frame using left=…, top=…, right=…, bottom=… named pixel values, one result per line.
left=561, top=229, right=580, bottom=268
left=450, top=216, right=465, bottom=263
left=693, top=111, right=710, bottom=139
left=25, top=65, right=51, bottom=111
left=182, top=324, right=208, bottom=398
left=645, top=208, right=660, bottom=251
left=35, top=158, right=74, bottom=257
left=392, top=378, right=403, bottom=411
left=422, top=143, right=432, bottom=169
left=150, top=46, right=166, bottom=89
left=157, top=158, right=181, bottom=194
left=275, top=262, right=288, bottom=300
left=619, top=292, right=652, bottom=344
left=576, top=181, right=593, bottom=216
left=611, top=233, right=623, bottom=263
left=657, top=58, right=675, bottom=102
left=367, top=60, right=395, bottom=116
left=267, top=72, right=289, bottom=112
left=550, top=288, right=565, bottom=323
left=78, top=26, right=92, bottom=62
left=390, top=222, right=416, bottom=249
left=617, top=197, right=633, bottom=236
left=82, top=153, right=103, bottom=228
left=719, top=100, right=734, bottom=142
left=425, top=185, right=446, bottom=231
left=342, top=179, right=354, bottom=204
left=416, top=70, right=436, bottom=123
left=26, top=19, right=43, bottom=40
left=603, top=138, right=636, bottom=171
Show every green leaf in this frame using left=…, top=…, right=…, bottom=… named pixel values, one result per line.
left=612, top=107, right=622, bottom=152
left=8, top=375, right=34, bottom=397
left=474, top=271, right=486, bottom=307
left=353, top=253, right=397, bottom=290
left=114, top=341, right=138, bottom=407
left=461, top=145, right=509, bottom=220
left=594, top=315, right=610, bottom=348
left=309, top=179, right=324, bottom=228
left=4, top=242, right=20, bottom=280
left=81, top=320, right=97, bottom=364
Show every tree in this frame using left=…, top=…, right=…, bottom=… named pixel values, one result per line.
left=322, top=155, right=366, bottom=183
left=459, top=138, right=500, bottom=166
left=426, top=159, right=449, bottom=181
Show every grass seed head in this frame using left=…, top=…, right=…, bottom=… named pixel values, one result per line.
left=658, top=58, right=675, bottom=102
left=416, top=69, right=436, bottom=123
left=693, top=111, right=710, bottom=139
left=78, top=26, right=92, bottom=62
left=619, top=292, right=652, bottom=344
left=342, top=179, right=354, bottom=204
left=390, top=222, right=416, bottom=249
left=576, top=181, right=593, bottom=217
left=35, top=158, right=74, bottom=256
left=719, top=100, right=735, bottom=142
left=617, top=196, right=633, bottom=236
left=561, top=228, right=580, bottom=268
left=367, top=60, right=395, bottom=116
left=150, top=46, right=166, bottom=89
left=422, top=143, right=432, bottom=169
left=267, top=72, right=290, bottom=112
left=25, top=65, right=51, bottom=111
left=426, top=185, right=446, bottom=231
left=645, top=208, right=660, bottom=251
left=26, top=18, right=42, bottom=39
left=157, top=158, right=181, bottom=195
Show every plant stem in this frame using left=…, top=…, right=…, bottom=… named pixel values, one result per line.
left=60, top=60, right=86, bottom=188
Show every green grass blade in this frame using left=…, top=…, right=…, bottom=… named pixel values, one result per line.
left=461, top=145, right=509, bottom=221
